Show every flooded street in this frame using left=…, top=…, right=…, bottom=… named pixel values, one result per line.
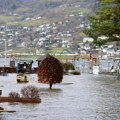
left=0, top=73, right=120, bottom=120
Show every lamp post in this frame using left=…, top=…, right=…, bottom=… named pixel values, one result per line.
left=2, top=39, right=7, bottom=66
left=4, top=39, right=7, bottom=66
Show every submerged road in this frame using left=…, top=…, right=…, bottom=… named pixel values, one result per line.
left=0, top=73, right=120, bottom=120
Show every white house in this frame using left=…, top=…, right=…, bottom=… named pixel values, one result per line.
left=83, top=37, right=94, bottom=43
left=97, top=36, right=109, bottom=41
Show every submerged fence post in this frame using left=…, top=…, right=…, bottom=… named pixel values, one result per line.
left=117, top=64, right=120, bottom=80
left=0, top=90, right=2, bottom=96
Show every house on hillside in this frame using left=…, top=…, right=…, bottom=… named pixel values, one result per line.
left=83, top=37, right=94, bottom=43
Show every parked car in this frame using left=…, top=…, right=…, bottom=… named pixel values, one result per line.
left=17, top=73, right=28, bottom=83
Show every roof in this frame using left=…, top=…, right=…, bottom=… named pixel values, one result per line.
left=17, top=60, right=33, bottom=64
left=36, top=54, right=48, bottom=61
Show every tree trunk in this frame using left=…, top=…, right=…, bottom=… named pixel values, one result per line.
left=49, top=83, right=52, bottom=89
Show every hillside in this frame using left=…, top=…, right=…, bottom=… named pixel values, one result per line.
left=0, top=0, right=99, bottom=26
left=0, top=0, right=98, bottom=17
left=0, top=0, right=99, bottom=54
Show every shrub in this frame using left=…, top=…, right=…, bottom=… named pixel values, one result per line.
left=8, top=91, right=20, bottom=98
left=21, top=85, right=39, bottom=98
left=62, top=62, right=75, bottom=73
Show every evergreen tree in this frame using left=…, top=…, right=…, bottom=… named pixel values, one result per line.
left=84, top=0, right=120, bottom=46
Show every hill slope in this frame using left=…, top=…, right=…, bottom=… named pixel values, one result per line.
left=0, top=0, right=98, bottom=16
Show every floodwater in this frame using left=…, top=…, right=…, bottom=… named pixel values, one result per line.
left=0, top=73, right=120, bottom=120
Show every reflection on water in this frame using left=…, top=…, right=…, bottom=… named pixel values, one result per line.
left=39, top=88, right=62, bottom=98
left=39, top=88, right=62, bottom=93
left=0, top=73, right=120, bottom=120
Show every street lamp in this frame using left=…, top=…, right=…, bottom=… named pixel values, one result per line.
left=2, top=39, right=7, bottom=66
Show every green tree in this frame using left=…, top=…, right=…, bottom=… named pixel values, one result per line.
left=84, top=0, right=120, bottom=46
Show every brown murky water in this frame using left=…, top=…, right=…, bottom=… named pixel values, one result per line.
left=0, top=73, right=120, bottom=120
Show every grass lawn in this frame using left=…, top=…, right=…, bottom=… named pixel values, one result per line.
left=0, top=15, right=20, bottom=22
left=7, top=19, right=48, bottom=26
left=15, top=7, right=31, bottom=13
left=64, top=7, right=91, bottom=15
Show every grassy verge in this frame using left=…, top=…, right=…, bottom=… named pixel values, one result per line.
left=0, top=15, right=21, bottom=24
left=7, top=19, right=48, bottom=26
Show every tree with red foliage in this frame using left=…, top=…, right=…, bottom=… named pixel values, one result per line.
left=38, top=55, right=63, bottom=89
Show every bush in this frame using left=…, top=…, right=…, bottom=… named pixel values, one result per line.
left=8, top=91, right=20, bottom=98
left=62, top=62, right=75, bottom=72
left=21, top=85, right=39, bottom=98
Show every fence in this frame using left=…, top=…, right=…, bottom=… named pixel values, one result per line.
left=73, top=59, right=116, bottom=74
